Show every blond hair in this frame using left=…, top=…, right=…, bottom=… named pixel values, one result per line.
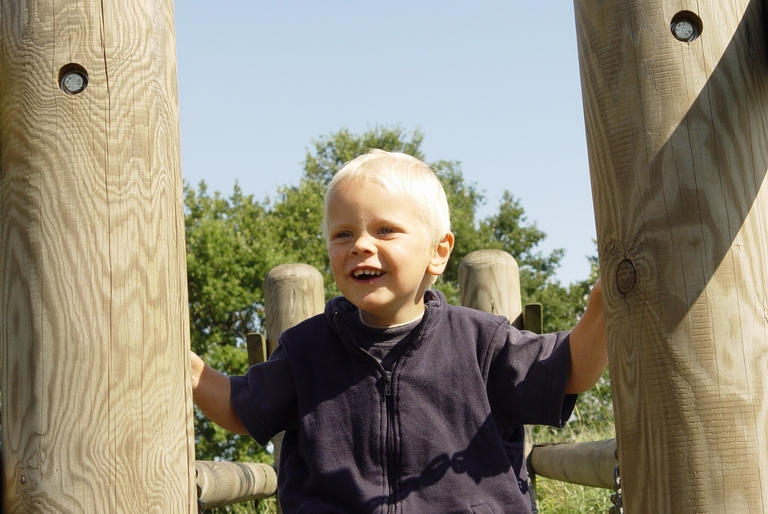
left=323, top=150, right=451, bottom=248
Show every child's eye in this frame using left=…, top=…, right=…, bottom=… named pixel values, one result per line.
left=331, top=231, right=352, bottom=240
left=379, top=227, right=395, bottom=235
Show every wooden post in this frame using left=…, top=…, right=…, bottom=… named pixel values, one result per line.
left=264, top=264, right=325, bottom=356
left=458, top=251, right=539, bottom=490
left=0, top=0, right=195, bottom=511
left=575, top=0, right=768, bottom=511
left=246, top=332, right=269, bottom=366
left=263, top=263, right=324, bottom=511
left=458, top=250, right=523, bottom=328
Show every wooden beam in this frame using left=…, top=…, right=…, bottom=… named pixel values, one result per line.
left=195, top=461, right=277, bottom=510
left=457, top=250, right=540, bottom=492
left=523, top=303, right=543, bottom=335
left=529, top=439, right=616, bottom=490
left=575, top=0, right=768, bottom=510
left=0, top=0, right=195, bottom=510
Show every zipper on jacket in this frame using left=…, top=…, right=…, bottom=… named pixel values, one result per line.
left=384, top=369, right=396, bottom=513
left=332, top=309, right=401, bottom=511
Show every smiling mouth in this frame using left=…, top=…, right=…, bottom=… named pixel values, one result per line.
left=352, top=269, right=384, bottom=279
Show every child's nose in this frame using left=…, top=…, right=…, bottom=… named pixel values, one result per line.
left=350, top=233, right=376, bottom=255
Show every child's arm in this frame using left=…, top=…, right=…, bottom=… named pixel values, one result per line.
left=565, top=279, right=609, bottom=394
left=190, top=351, right=248, bottom=435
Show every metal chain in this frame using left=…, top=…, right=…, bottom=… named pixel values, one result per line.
left=196, top=470, right=207, bottom=514
left=609, top=448, right=623, bottom=514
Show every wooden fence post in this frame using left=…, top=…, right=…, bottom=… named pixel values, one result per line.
left=575, top=0, right=768, bottom=510
left=458, top=249, right=523, bottom=328
left=0, top=0, right=195, bottom=511
left=264, top=264, right=325, bottom=356
left=263, top=263, right=324, bottom=511
left=457, top=250, right=537, bottom=484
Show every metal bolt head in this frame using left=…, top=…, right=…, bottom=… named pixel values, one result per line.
left=60, top=70, right=88, bottom=94
left=671, top=18, right=699, bottom=42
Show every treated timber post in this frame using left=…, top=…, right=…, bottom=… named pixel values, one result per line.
left=458, top=249, right=523, bottom=328
left=197, top=331, right=275, bottom=510
left=575, top=1, right=768, bottom=511
left=264, top=264, right=325, bottom=357
left=263, top=263, right=324, bottom=510
left=246, top=332, right=269, bottom=367
left=0, top=0, right=195, bottom=511
left=458, top=251, right=538, bottom=484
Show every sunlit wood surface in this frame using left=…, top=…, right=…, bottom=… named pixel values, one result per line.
left=575, top=0, right=768, bottom=511
left=0, top=0, right=195, bottom=511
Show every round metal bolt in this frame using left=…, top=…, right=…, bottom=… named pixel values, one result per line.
left=60, top=70, right=88, bottom=95
left=672, top=19, right=696, bottom=42
left=670, top=11, right=702, bottom=43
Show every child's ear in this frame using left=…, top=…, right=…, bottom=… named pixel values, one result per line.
left=427, top=232, right=455, bottom=276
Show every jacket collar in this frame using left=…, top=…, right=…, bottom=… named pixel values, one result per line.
left=325, top=289, right=446, bottom=327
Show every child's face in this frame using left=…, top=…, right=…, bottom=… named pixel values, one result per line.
left=326, top=179, right=451, bottom=327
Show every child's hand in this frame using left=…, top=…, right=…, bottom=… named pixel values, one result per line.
left=188, top=351, right=248, bottom=434
left=565, top=278, right=608, bottom=394
left=190, top=351, right=205, bottom=391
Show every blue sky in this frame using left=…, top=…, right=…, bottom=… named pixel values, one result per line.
left=174, top=2, right=597, bottom=285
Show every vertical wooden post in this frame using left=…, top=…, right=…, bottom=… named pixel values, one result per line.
left=458, top=249, right=524, bottom=328
left=575, top=0, right=768, bottom=511
left=458, top=250, right=539, bottom=495
left=264, top=264, right=325, bottom=356
left=246, top=332, right=269, bottom=367
left=263, top=263, right=324, bottom=511
left=0, top=0, right=195, bottom=511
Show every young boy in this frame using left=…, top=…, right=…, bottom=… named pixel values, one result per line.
left=191, top=150, right=607, bottom=513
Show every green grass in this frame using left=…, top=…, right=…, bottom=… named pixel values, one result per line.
left=205, top=497, right=276, bottom=514
left=532, top=369, right=615, bottom=513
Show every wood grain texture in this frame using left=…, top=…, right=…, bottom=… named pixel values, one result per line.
left=530, top=439, right=617, bottom=490
left=575, top=0, right=768, bottom=510
left=0, top=0, right=195, bottom=511
left=196, top=461, right=277, bottom=510
left=263, top=263, right=325, bottom=356
left=262, top=263, right=324, bottom=503
left=458, top=249, right=523, bottom=328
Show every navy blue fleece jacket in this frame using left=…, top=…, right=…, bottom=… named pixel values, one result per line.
left=230, top=290, right=576, bottom=513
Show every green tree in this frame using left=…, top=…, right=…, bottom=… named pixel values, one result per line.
left=185, top=183, right=282, bottom=463
left=476, top=191, right=592, bottom=333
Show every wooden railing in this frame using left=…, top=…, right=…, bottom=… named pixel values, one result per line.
left=196, top=461, right=277, bottom=510
left=528, top=439, right=616, bottom=490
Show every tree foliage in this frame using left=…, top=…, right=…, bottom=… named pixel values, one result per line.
left=185, top=126, right=599, bottom=465
left=185, top=184, right=284, bottom=462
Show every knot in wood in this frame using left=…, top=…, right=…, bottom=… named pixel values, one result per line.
left=615, top=259, right=636, bottom=294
